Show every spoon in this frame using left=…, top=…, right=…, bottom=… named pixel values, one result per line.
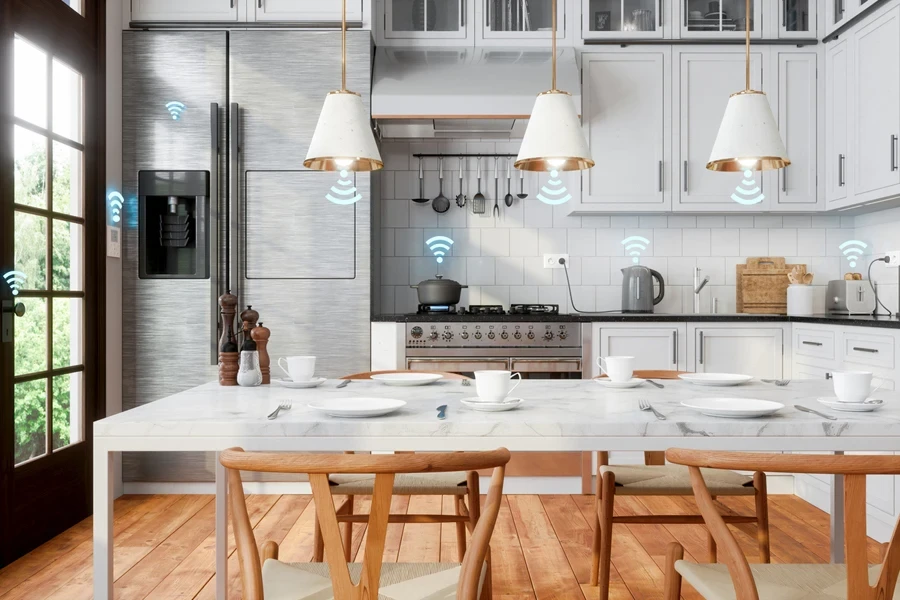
left=504, top=159, right=514, bottom=207
left=455, top=157, right=466, bottom=208
left=412, top=157, right=429, bottom=203
left=432, top=157, right=450, bottom=213
left=517, top=167, right=528, bottom=199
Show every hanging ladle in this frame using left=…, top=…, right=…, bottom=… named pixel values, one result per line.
left=517, top=167, right=528, bottom=199
left=412, top=157, right=429, bottom=203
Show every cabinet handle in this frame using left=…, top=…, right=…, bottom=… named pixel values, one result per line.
left=853, top=346, right=879, bottom=353
left=658, top=0, right=662, bottom=27
left=782, top=0, right=787, bottom=27
left=892, top=135, right=898, bottom=171
left=838, top=154, right=845, bottom=187
left=802, top=341, right=823, bottom=346
left=699, top=331, right=704, bottom=365
left=658, top=160, right=663, bottom=192
left=826, top=372, right=833, bottom=380
left=683, top=160, right=688, bottom=192
left=672, top=331, right=677, bottom=365
left=258, top=0, right=262, bottom=7
left=230, top=0, right=233, bottom=7
left=782, top=166, right=787, bottom=193
left=460, top=0, right=465, bottom=27
left=839, top=0, right=844, bottom=16
left=209, top=102, right=220, bottom=366
left=684, top=2, right=688, bottom=26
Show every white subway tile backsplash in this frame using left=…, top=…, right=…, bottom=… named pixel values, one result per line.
left=497, top=199, right=525, bottom=228
left=523, top=256, right=554, bottom=286
left=825, top=228, right=848, bottom=257
left=768, top=228, right=798, bottom=256
left=640, top=216, right=668, bottom=229
left=451, top=228, right=481, bottom=257
left=380, top=171, right=396, bottom=200
left=509, top=286, right=539, bottom=304
left=696, top=216, right=725, bottom=228
left=539, top=286, right=569, bottom=308
left=711, top=229, right=740, bottom=257
left=668, top=216, right=697, bottom=228
left=696, top=256, right=726, bottom=285
left=582, top=256, right=611, bottom=285
left=597, top=229, right=626, bottom=257
left=467, top=257, right=496, bottom=285
left=395, top=285, right=419, bottom=314
left=740, top=229, right=768, bottom=255
left=668, top=257, right=697, bottom=285
left=596, top=286, right=620, bottom=311
left=383, top=200, right=410, bottom=228
left=539, top=228, right=568, bottom=254
left=409, top=203, right=438, bottom=228
left=437, top=206, right=468, bottom=228
left=568, top=229, right=596, bottom=256
left=481, top=229, right=511, bottom=257
left=552, top=202, right=582, bottom=228
left=724, top=257, right=747, bottom=285
left=380, top=286, right=395, bottom=314
left=382, top=141, right=410, bottom=171
left=395, top=228, right=424, bottom=257
left=481, top=286, right=510, bottom=307
left=553, top=256, right=582, bottom=285
left=654, top=229, right=682, bottom=257
left=611, top=216, right=641, bottom=228
left=726, top=215, right=754, bottom=228
left=568, top=286, right=596, bottom=312
left=524, top=199, right=554, bottom=229
left=682, top=228, right=711, bottom=257
left=811, top=216, right=841, bottom=228
left=510, top=228, right=539, bottom=256
left=797, top=228, right=826, bottom=257
left=754, top=216, right=782, bottom=228
left=581, top=216, right=611, bottom=228
left=782, top=215, right=812, bottom=228
left=496, top=256, right=525, bottom=285
left=381, top=229, right=396, bottom=257
left=382, top=257, right=410, bottom=285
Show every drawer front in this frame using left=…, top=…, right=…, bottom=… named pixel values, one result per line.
left=841, top=331, right=895, bottom=370
left=794, top=328, right=836, bottom=362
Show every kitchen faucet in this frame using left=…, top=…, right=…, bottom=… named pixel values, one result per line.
left=693, top=267, right=710, bottom=313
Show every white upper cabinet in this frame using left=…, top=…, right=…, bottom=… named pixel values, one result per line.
left=131, top=0, right=363, bottom=22
left=852, top=4, right=900, bottom=201
left=582, top=0, right=667, bottom=39
left=253, top=0, right=363, bottom=21
left=131, top=0, right=240, bottom=21
left=673, top=49, right=766, bottom=212
left=476, top=0, right=568, bottom=44
left=770, top=50, right=818, bottom=210
left=825, top=39, right=850, bottom=206
left=777, top=0, right=816, bottom=38
left=577, top=50, right=671, bottom=212
left=380, top=0, right=471, bottom=42
left=678, top=0, right=763, bottom=39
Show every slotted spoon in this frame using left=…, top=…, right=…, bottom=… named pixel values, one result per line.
left=472, top=157, right=486, bottom=215
left=432, top=157, right=450, bottom=213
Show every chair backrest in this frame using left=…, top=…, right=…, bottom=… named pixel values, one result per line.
left=341, top=369, right=471, bottom=380
left=593, top=370, right=689, bottom=380
left=220, top=448, right=510, bottom=600
left=667, top=449, right=900, bottom=600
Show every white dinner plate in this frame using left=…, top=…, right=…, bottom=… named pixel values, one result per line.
left=680, top=397, right=784, bottom=418
left=308, top=398, right=406, bottom=418
left=817, top=397, right=884, bottom=412
left=594, top=377, right=646, bottom=389
left=370, top=373, right=444, bottom=386
left=273, top=377, right=327, bottom=389
left=679, top=373, right=754, bottom=386
left=461, top=397, right=524, bottom=412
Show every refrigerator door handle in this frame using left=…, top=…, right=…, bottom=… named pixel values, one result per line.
left=210, top=102, right=220, bottom=365
left=229, top=103, right=241, bottom=306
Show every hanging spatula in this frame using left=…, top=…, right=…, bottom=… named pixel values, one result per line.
left=472, top=157, right=486, bottom=215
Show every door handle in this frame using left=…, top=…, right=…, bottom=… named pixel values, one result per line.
left=838, top=154, right=845, bottom=187
left=1, top=301, right=25, bottom=343
left=229, top=103, right=241, bottom=305
left=699, top=331, right=704, bottom=365
left=892, top=135, right=898, bottom=171
left=683, top=160, right=688, bottom=192
left=658, top=160, right=663, bottom=192
left=210, top=102, right=220, bottom=366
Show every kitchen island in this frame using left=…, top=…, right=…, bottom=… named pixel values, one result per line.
left=94, top=378, right=900, bottom=599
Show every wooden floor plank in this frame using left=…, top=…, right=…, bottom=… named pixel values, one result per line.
left=397, top=495, right=442, bottom=563
left=489, top=497, right=535, bottom=597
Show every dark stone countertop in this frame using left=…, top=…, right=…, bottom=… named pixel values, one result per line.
left=371, top=313, right=900, bottom=329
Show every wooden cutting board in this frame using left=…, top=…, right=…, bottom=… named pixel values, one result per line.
left=736, top=257, right=807, bottom=314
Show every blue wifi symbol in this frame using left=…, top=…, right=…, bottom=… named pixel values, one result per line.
left=3, top=270, right=26, bottom=296
left=325, top=170, right=362, bottom=205
left=426, top=235, right=454, bottom=264
left=839, top=240, right=867, bottom=269
left=165, top=101, right=186, bottom=120
left=622, top=236, right=650, bottom=264
left=731, top=169, right=765, bottom=205
left=537, top=170, right=572, bottom=205
left=108, top=192, right=124, bottom=223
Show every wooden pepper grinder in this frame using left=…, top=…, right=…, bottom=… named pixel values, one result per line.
left=218, top=291, right=239, bottom=386
left=250, top=322, right=271, bottom=384
left=239, top=305, right=259, bottom=351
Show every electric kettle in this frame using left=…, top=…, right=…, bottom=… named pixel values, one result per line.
left=621, top=265, right=665, bottom=313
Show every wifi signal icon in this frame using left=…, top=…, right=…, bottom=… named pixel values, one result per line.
left=165, top=101, right=186, bottom=120
left=621, top=236, right=650, bottom=264
left=731, top=169, right=765, bottom=206
left=426, top=236, right=454, bottom=264
left=537, top=170, right=572, bottom=205
left=325, top=170, right=363, bottom=205
left=3, top=270, right=26, bottom=296
left=108, top=191, right=124, bottom=224
left=839, top=240, right=867, bottom=269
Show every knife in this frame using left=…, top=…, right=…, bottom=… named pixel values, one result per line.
left=336, top=379, right=350, bottom=388
left=794, top=405, right=837, bottom=421
left=645, top=379, right=664, bottom=389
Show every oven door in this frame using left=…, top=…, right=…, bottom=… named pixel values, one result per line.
left=406, top=358, right=510, bottom=374
left=511, top=358, right=583, bottom=379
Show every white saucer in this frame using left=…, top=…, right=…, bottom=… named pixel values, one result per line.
left=274, top=376, right=326, bottom=389
left=680, top=397, right=784, bottom=418
left=308, top=397, right=406, bottom=418
left=817, top=397, right=884, bottom=412
left=461, top=397, right=524, bottom=412
left=370, top=373, right=443, bottom=386
left=594, top=377, right=646, bottom=389
left=679, top=373, right=754, bottom=386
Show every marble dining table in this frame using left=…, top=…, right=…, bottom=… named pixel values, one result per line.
left=93, top=378, right=900, bottom=599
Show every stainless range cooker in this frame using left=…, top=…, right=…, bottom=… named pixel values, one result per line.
left=403, top=304, right=590, bottom=379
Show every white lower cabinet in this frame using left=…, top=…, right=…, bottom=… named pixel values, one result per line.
left=596, top=324, right=687, bottom=375
left=688, top=325, right=787, bottom=378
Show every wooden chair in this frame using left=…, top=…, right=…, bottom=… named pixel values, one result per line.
left=663, top=450, right=900, bottom=600
left=220, top=448, right=509, bottom=600
left=589, top=370, right=770, bottom=600
left=315, top=371, right=479, bottom=575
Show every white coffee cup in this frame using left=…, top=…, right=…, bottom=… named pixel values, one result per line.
left=597, top=356, right=635, bottom=383
left=277, top=356, right=316, bottom=382
left=474, top=370, right=522, bottom=403
left=832, top=370, right=884, bottom=403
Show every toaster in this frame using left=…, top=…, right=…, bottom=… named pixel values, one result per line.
left=826, top=280, right=876, bottom=315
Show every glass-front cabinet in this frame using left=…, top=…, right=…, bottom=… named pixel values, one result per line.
left=681, top=0, right=762, bottom=38
left=583, top=0, right=665, bottom=38
left=779, top=0, right=815, bottom=37
left=383, top=0, right=470, bottom=40
left=477, top=0, right=567, bottom=42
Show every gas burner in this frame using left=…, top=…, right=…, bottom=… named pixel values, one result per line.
left=509, top=303, right=560, bottom=316
left=416, top=304, right=457, bottom=315
left=460, top=305, right=506, bottom=315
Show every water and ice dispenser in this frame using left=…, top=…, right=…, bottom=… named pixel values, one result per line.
left=138, top=170, right=210, bottom=279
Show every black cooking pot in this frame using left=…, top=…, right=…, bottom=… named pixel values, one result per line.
left=410, top=275, right=467, bottom=306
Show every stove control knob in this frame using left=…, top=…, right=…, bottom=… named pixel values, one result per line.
left=558, top=331, right=568, bottom=340
left=460, top=331, right=469, bottom=340
left=442, top=331, right=453, bottom=341
left=514, top=331, right=522, bottom=340
left=501, top=331, right=509, bottom=340
left=543, top=331, right=554, bottom=341
left=410, top=326, right=423, bottom=339
left=487, top=331, right=496, bottom=340
left=526, top=331, right=535, bottom=340
left=474, top=331, right=482, bottom=340
left=429, top=331, right=439, bottom=341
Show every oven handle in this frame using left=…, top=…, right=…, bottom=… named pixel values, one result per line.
left=510, top=358, right=583, bottom=373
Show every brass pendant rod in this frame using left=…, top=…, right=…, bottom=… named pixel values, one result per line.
left=341, top=0, right=347, bottom=91
left=745, top=0, right=751, bottom=90
left=551, top=0, right=557, bottom=91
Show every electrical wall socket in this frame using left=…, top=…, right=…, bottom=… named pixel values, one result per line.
left=543, top=254, right=569, bottom=269
left=885, top=251, right=900, bottom=267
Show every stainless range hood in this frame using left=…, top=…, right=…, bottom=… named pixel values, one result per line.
left=372, top=46, right=581, bottom=139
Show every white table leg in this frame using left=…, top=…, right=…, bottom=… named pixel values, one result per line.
left=215, top=452, right=228, bottom=600
left=93, top=443, right=114, bottom=599
left=831, top=451, right=845, bottom=563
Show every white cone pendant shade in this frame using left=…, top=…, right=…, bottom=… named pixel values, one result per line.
left=515, top=91, right=594, bottom=171
left=707, top=90, right=789, bottom=172
left=304, top=91, right=383, bottom=172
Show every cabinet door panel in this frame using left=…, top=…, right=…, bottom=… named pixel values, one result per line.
left=385, top=0, right=469, bottom=39
left=775, top=51, right=817, bottom=207
left=254, top=0, right=363, bottom=22
left=582, top=52, right=669, bottom=211
left=825, top=39, right=850, bottom=204
left=131, top=0, right=239, bottom=21
left=853, top=6, right=900, bottom=197
left=694, top=328, right=783, bottom=378
left=599, top=327, right=680, bottom=370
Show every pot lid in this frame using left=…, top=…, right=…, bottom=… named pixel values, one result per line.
left=418, top=275, right=462, bottom=287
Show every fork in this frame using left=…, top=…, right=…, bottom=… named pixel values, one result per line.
left=639, top=399, right=666, bottom=420
left=461, top=379, right=471, bottom=386
left=762, top=379, right=791, bottom=386
left=267, top=400, right=292, bottom=420
left=794, top=404, right=837, bottom=421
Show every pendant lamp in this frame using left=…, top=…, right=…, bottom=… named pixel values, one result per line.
left=707, top=0, right=789, bottom=172
left=304, top=0, right=382, bottom=172
left=515, top=0, right=593, bottom=172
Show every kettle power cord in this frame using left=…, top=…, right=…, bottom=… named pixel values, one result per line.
left=559, top=257, right=623, bottom=315
left=868, top=257, right=893, bottom=317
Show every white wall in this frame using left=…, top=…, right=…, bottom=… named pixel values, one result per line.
left=854, top=206, right=900, bottom=316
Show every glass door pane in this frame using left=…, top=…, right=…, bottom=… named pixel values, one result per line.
left=685, top=0, right=755, bottom=34
left=783, top=0, right=811, bottom=33
left=389, top=0, right=463, bottom=34
left=486, top=0, right=556, bottom=33
left=588, top=0, right=659, bottom=34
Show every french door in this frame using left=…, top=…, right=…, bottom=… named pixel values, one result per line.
left=0, top=0, right=104, bottom=566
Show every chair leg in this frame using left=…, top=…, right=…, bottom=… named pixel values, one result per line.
left=455, top=496, right=468, bottom=563
left=708, top=495, right=717, bottom=563
left=262, top=540, right=280, bottom=562
left=755, top=471, right=771, bottom=563
left=596, top=471, right=615, bottom=600
left=589, top=466, right=603, bottom=587
left=664, top=542, right=684, bottom=600
left=342, top=495, right=354, bottom=563
left=313, top=513, right=325, bottom=562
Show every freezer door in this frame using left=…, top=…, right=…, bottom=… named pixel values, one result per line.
left=122, top=31, right=226, bottom=482
left=230, top=31, right=372, bottom=380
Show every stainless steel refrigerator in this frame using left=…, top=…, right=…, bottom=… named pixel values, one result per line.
left=121, top=31, right=373, bottom=482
